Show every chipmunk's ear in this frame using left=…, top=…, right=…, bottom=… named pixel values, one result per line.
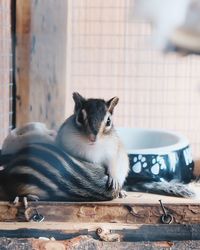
left=107, top=97, right=119, bottom=114
left=72, top=92, right=86, bottom=112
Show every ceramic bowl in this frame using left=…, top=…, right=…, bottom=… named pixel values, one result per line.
left=117, top=128, right=194, bottom=184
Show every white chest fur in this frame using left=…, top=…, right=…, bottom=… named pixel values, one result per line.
left=56, top=116, right=118, bottom=165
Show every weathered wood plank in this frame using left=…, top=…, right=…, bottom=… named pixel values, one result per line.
left=0, top=222, right=140, bottom=231
left=24, top=203, right=200, bottom=224
left=1, top=223, right=200, bottom=242
left=1, top=198, right=200, bottom=224
left=15, top=0, right=68, bottom=128
left=15, top=0, right=31, bottom=126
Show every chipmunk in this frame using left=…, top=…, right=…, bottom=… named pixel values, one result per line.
left=0, top=93, right=128, bottom=202
left=56, top=92, right=130, bottom=196
left=0, top=98, right=197, bottom=201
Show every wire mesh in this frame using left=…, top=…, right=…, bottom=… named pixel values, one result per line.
left=65, top=0, right=200, bottom=159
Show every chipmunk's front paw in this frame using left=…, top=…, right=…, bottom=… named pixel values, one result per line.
left=12, top=194, right=39, bottom=208
left=107, top=176, right=121, bottom=192
left=118, top=190, right=127, bottom=198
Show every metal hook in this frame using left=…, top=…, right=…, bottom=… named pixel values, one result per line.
left=159, top=199, right=173, bottom=224
left=30, top=208, right=44, bottom=222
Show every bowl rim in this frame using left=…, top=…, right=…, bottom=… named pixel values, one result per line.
left=116, top=127, right=190, bottom=155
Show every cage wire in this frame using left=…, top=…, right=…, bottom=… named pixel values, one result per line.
left=0, top=0, right=13, bottom=147
left=65, top=0, right=200, bottom=159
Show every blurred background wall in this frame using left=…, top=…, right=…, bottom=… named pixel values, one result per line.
left=3, top=0, right=200, bottom=163
left=0, top=0, right=12, bottom=147
left=65, top=0, right=200, bottom=160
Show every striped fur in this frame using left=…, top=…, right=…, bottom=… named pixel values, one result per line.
left=0, top=143, right=116, bottom=201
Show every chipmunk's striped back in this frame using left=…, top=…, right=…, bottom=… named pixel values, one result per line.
left=1, top=143, right=115, bottom=201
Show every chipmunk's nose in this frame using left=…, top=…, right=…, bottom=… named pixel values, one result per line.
left=88, top=134, right=97, bottom=142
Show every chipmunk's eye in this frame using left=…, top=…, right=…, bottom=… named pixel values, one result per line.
left=106, top=117, right=111, bottom=127
left=75, top=111, right=84, bottom=126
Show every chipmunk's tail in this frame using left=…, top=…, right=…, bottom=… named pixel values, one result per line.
left=126, top=179, right=198, bottom=198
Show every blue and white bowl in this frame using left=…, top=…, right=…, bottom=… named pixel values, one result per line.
left=117, top=128, right=194, bottom=183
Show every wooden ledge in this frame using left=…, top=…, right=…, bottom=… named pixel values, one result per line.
left=0, top=192, right=200, bottom=242
left=0, top=192, right=200, bottom=224
left=1, top=191, right=200, bottom=206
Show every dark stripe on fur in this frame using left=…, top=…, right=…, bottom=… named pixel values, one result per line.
left=2, top=143, right=114, bottom=201
left=31, top=143, right=110, bottom=193
left=4, top=158, right=80, bottom=198
left=3, top=173, right=54, bottom=199
left=37, top=143, right=108, bottom=188
left=5, top=153, right=102, bottom=200
left=0, top=153, right=13, bottom=166
left=21, top=144, right=109, bottom=198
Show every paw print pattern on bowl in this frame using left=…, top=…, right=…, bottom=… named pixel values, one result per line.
left=151, top=156, right=166, bottom=175
left=132, top=154, right=147, bottom=173
left=117, top=128, right=194, bottom=183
